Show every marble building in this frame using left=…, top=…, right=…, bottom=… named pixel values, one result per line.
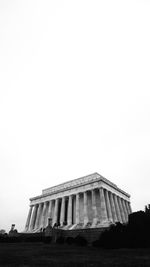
left=24, top=173, right=132, bottom=232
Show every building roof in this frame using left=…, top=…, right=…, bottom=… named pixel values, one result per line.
left=30, top=172, right=130, bottom=201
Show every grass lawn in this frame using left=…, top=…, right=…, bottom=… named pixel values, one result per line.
left=0, top=243, right=150, bottom=267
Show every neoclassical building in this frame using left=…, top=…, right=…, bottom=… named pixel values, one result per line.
left=25, top=173, right=132, bottom=232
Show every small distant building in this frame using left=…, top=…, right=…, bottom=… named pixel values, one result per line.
left=24, top=172, right=132, bottom=233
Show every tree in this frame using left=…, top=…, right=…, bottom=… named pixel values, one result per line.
left=0, top=229, right=6, bottom=235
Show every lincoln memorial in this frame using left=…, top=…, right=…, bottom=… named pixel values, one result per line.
left=24, top=173, right=132, bottom=232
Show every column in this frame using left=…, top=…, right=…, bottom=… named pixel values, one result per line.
left=109, top=192, right=118, bottom=222
left=60, top=197, right=65, bottom=226
left=45, top=202, right=50, bottom=227
left=47, top=200, right=52, bottom=220
left=92, top=189, right=98, bottom=225
left=121, top=199, right=128, bottom=222
left=128, top=202, right=132, bottom=213
left=105, top=190, right=113, bottom=222
left=126, top=201, right=132, bottom=214
left=67, top=195, right=72, bottom=225
left=30, top=204, right=38, bottom=230
left=76, top=193, right=80, bottom=224
left=99, top=188, right=108, bottom=223
left=41, top=202, right=48, bottom=228
left=114, top=194, right=122, bottom=222
left=35, top=203, right=43, bottom=229
left=25, top=206, right=33, bottom=232
left=53, top=198, right=59, bottom=226
left=124, top=200, right=130, bottom=215
left=83, top=191, right=88, bottom=225
left=117, top=196, right=125, bottom=223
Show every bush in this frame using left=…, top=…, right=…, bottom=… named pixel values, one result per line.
left=92, top=211, right=150, bottom=249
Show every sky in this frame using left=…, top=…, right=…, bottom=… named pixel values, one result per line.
left=0, top=0, right=150, bottom=232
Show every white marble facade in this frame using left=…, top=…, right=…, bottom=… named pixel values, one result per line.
left=25, top=173, right=132, bottom=232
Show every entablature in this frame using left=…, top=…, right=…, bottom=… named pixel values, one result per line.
left=30, top=178, right=130, bottom=206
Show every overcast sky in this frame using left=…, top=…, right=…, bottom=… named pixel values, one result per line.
left=0, top=0, right=150, bottom=232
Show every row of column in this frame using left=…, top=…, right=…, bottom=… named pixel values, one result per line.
left=25, top=188, right=132, bottom=232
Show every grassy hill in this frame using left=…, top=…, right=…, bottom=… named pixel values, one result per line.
left=0, top=242, right=150, bottom=266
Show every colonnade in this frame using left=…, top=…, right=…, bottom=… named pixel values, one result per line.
left=25, top=187, right=132, bottom=232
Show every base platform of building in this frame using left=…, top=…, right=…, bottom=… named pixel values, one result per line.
left=44, top=226, right=108, bottom=243
left=22, top=226, right=108, bottom=244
